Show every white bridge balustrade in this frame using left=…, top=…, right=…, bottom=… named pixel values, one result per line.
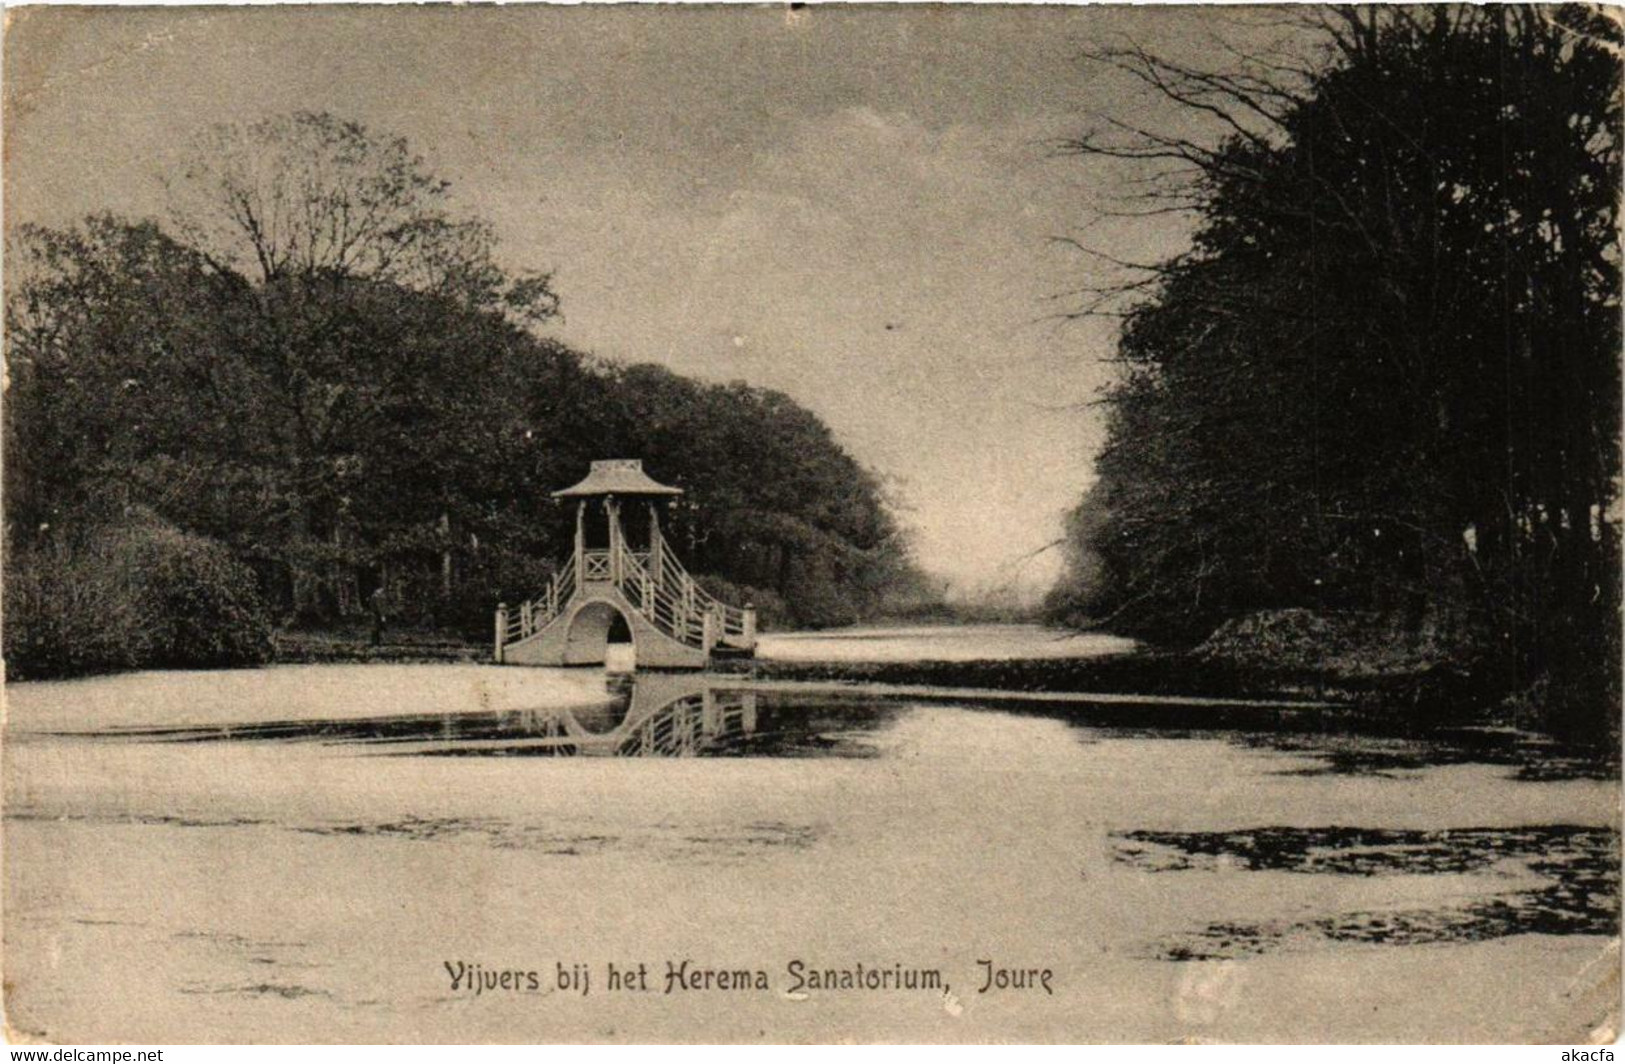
left=495, top=460, right=757, bottom=669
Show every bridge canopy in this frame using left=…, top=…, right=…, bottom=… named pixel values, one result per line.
left=552, top=459, right=683, bottom=498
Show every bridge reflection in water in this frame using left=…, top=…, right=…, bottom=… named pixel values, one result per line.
left=58, top=673, right=898, bottom=759
left=486, top=673, right=758, bottom=758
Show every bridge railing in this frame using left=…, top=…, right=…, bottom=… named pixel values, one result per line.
left=499, top=556, right=578, bottom=651
left=644, top=538, right=756, bottom=649
left=581, top=549, right=612, bottom=582
left=615, top=543, right=708, bottom=648
left=495, top=536, right=755, bottom=659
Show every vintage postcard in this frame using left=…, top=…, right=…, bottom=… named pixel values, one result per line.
left=2, top=2, right=1619, bottom=1045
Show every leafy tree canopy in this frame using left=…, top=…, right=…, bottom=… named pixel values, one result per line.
left=6, top=112, right=919, bottom=638
left=1048, top=6, right=1620, bottom=735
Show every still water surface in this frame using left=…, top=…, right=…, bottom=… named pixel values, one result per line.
left=3, top=636, right=1617, bottom=1042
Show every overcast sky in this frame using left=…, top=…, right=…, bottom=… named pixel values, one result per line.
left=5, top=5, right=1302, bottom=602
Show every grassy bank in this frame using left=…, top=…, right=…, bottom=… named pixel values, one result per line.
left=271, top=624, right=486, bottom=665
left=712, top=652, right=1473, bottom=718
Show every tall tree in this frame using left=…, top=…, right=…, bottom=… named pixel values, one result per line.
left=8, top=111, right=924, bottom=644
left=165, top=111, right=562, bottom=616
left=1051, top=6, right=1621, bottom=734
left=168, top=111, right=558, bottom=321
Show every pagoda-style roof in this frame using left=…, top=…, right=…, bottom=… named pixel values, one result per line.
left=553, top=459, right=683, bottom=498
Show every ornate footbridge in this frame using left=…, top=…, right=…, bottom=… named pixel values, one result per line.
left=494, top=460, right=757, bottom=669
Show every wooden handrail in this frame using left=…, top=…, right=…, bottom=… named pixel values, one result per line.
left=498, top=534, right=756, bottom=656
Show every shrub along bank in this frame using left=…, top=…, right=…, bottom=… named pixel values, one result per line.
left=4, top=517, right=274, bottom=681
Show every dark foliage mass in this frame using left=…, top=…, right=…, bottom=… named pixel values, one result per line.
left=5, top=112, right=916, bottom=674
left=1046, top=7, right=1621, bottom=739
left=5, top=516, right=275, bottom=679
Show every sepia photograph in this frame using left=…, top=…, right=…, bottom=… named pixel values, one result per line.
left=1, top=1, right=1620, bottom=1045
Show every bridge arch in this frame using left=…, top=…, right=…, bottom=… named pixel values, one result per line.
left=561, top=598, right=635, bottom=666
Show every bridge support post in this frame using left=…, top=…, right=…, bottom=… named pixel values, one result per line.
left=702, top=608, right=717, bottom=653
left=652, top=521, right=665, bottom=587
left=702, top=688, right=719, bottom=736
left=743, top=603, right=757, bottom=648
left=606, top=497, right=623, bottom=584
left=573, top=502, right=585, bottom=577
left=494, top=602, right=508, bottom=663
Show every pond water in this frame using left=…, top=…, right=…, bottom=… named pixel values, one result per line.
left=3, top=649, right=1618, bottom=1042
left=755, top=622, right=1137, bottom=662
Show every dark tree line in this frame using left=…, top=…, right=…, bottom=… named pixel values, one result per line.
left=5, top=113, right=917, bottom=675
left=1046, top=6, right=1621, bottom=735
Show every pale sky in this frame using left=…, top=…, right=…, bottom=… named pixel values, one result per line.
left=4, top=5, right=1301, bottom=602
